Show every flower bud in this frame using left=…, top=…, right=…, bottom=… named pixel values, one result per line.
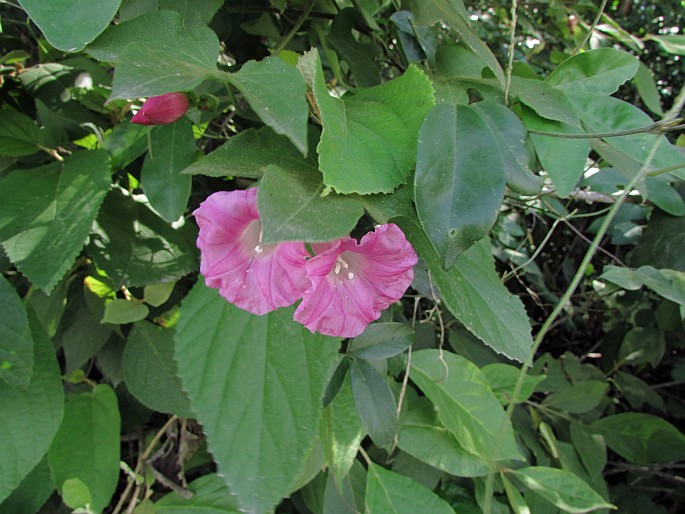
left=131, top=92, right=190, bottom=125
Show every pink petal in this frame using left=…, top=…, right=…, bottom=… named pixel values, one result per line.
left=132, top=92, right=189, bottom=125
left=193, top=189, right=310, bottom=315
left=293, top=224, right=417, bottom=338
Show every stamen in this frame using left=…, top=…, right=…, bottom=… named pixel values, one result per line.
left=334, top=261, right=341, bottom=274
left=348, top=272, right=354, bottom=279
left=254, top=245, right=263, bottom=254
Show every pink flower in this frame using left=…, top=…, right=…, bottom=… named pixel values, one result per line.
left=131, top=92, right=190, bottom=125
left=293, top=224, right=417, bottom=338
left=193, top=189, right=310, bottom=315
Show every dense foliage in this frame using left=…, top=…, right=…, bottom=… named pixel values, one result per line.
left=1, top=1, right=685, bottom=513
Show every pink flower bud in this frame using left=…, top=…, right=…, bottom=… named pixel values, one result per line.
left=131, top=92, right=190, bottom=125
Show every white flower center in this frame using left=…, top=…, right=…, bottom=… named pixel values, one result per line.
left=334, top=255, right=354, bottom=280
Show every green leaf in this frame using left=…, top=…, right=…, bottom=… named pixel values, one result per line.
left=521, top=106, right=590, bottom=198
left=601, top=265, right=685, bottom=311
left=570, top=422, right=606, bottom=478
left=592, top=413, right=685, bottom=464
left=546, top=48, right=639, bottom=96
left=631, top=209, right=685, bottom=271
left=321, top=375, right=366, bottom=487
left=109, top=12, right=220, bottom=100
left=61, top=478, right=92, bottom=510
left=89, top=189, right=198, bottom=287
left=414, top=103, right=506, bottom=268
left=324, top=461, right=366, bottom=514
left=182, top=126, right=314, bottom=178
left=257, top=164, right=365, bottom=244
left=645, top=34, right=685, bottom=55
left=398, top=397, right=488, bottom=477
left=349, top=358, right=398, bottom=448
left=0, top=109, right=43, bottom=156
left=141, top=118, right=195, bottom=222
left=401, top=220, right=533, bottom=362
left=542, top=381, right=608, bottom=414
left=102, top=122, right=148, bottom=170
left=155, top=474, right=239, bottom=513
left=328, top=8, right=381, bottom=87
left=122, top=323, right=193, bottom=418
left=509, top=76, right=580, bottom=126
left=0, top=308, right=63, bottom=505
left=510, top=466, right=615, bottom=513
left=175, top=282, right=340, bottom=513
left=482, top=364, right=545, bottom=405
left=308, top=50, right=435, bottom=194
left=633, top=62, right=664, bottom=117
left=158, top=0, right=224, bottom=28
left=501, top=472, right=531, bottom=514
left=348, top=322, right=415, bottom=360
left=18, top=0, right=121, bottom=52
left=102, top=299, right=149, bottom=324
left=143, top=282, right=175, bottom=307
left=365, top=462, right=456, bottom=514
left=48, top=384, right=120, bottom=514
left=228, top=57, right=309, bottom=155
left=0, top=150, right=111, bottom=293
left=0, top=456, right=54, bottom=514
left=410, top=349, right=523, bottom=462
left=0, top=275, right=33, bottom=387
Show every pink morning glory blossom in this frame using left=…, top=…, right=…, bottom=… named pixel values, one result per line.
left=293, top=224, right=417, bottom=338
left=193, top=189, right=310, bottom=315
left=131, top=92, right=190, bottom=125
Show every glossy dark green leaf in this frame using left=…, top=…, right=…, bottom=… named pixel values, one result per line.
left=307, top=49, right=435, bottom=194
left=411, top=349, right=523, bottom=461
left=0, top=308, right=63, bottom=505
left=398, top=397, right=488, bottom=477
left=349, top=358, right=397, bottom=448
left=323, top=357, right=350, bottom=407
left=155, top=474, right=239, bottom=513
left=141, top=118, right=195, bottom=222
left=228, top=57, right=309, bottom=155
left=0, top=150, right=111, bottom=293
left=48, top=384, right=120, bottom=514
left=546, top=48, right=639, bottom=95
left=510, top=466, right=614, bottom=513
left=89, top=190, right=198, bottom=287
left=414, top=103, right=506, bottom=269
left=328, top=8, right=380, bottom=87
left=0, top=275, right=33, bottom=387
left=258, top=164, right=365, bottom=244
left=365, top=462, right=456, bottom=514
left=348, top=322, right=415, bottom=360
left=592, top=413, right=685, bottom=464
left=18, top=0, right=121, bottom=52
left=175, top=282, right=340, bottom=513
left=109, top=12, right=220, bottom=100
left=182, top=126, right=314, bottom=178
left=0, top=109, right=43, bottom=157
left=123, top=323, right=193, bottom=418
left=522, top=107, right=590, bottom=198
left=509, top=76, right=580, bottom=126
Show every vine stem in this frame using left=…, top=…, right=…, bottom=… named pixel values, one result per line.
left=482, top=85, right=685, bottom=514
left=504, top=0, right=519, bottom=106
left=528, top=119, right=684, bottom=139
left=573, top=0, right=609, bottom=54
left=272, top=0, right=315, bottom=55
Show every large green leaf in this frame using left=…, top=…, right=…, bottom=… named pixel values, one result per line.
left=591, top=413, right=685, bottom=464
left=509, top=77, right=580, bottom=126
left=542, top=381, right=608, bottom=414
left=0, top=456, right=54, bottom=514
left=365, top=462, right=456, bottom=514
left=630, top=209, right=685, bottom=271
left=644, top=34, right=685, bottom=55
left=258, top=164, right=365, bottom=244
left=0, top=150, right=111, bottom=293
left=108, top=11, right=220, bottom=100
left=141, top=118, right=195, bottom=222
left=0, top=109, right=43, bottom=157
left=601, top=265, right=685, bottom=311
left=122, top=323, right=193, bottom=418
left=328, top=8, right=380, bottom=87
left=522, top=107, right=590, bottom=198
left=48, top=384, right=120, bottom=513
left=0, top=308, right=63, bottom=504
left=155, top=474, right=239, bottom=513
left=482, top=363, right=545, bottom=406
left=307, top=50, right=435, bottom=194
left=182, top=126, right=315, bottom=179
left=18, top=0, right=121, bottom=52
left=175, top=282, right=340, bottom=513
left=410, top=349, right=523, bottom=462
left=398, top=397, right=488, bottom=477
left=89, top=189, right=198, bottom=287
left=349, top=358, right=398, bottom=448
left=509, top=466, right=615, bottom=513
left=348, top=322, right=415, bottom=361
left=546, top=48, right=639, bottom=96
left=228, top=57, right=309, bottom=155
left=0, top=275, right=33, bottom=387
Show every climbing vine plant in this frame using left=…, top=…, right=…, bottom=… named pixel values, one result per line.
left=1, top=0, right=685, bottom=513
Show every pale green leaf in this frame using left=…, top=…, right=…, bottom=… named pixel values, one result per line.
left=143, top=282, right=175, bottom=307
left=175, top=282, right=340, bottom=513
left=102, top=299, right=149, bottom=325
